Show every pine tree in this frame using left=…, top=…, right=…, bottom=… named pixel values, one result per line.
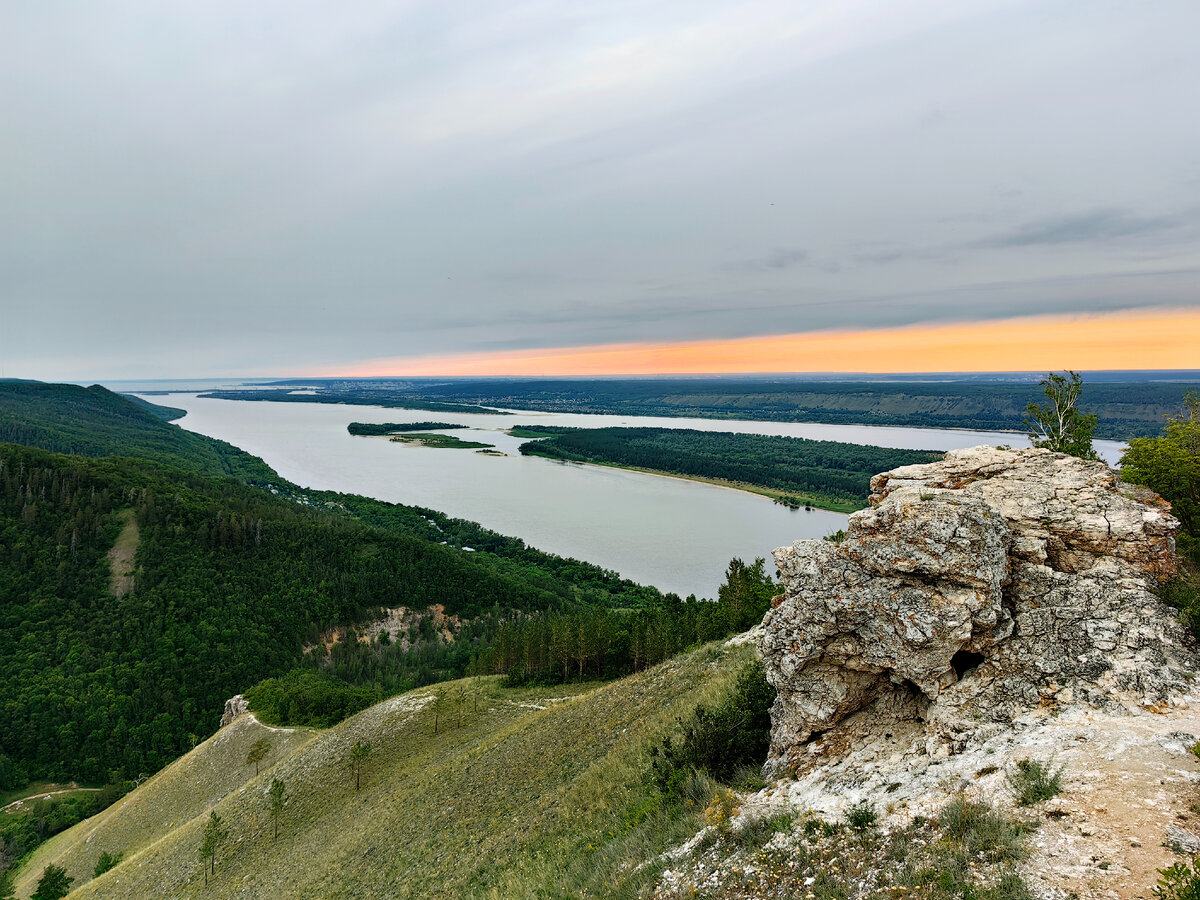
left=245, top=736, right=272, bottom=776
left=268, top=777, right=287, bottom=840
left=349, top=740, right=372, bottom=791
left=30, top=865, right=73, bottom=900
left=198, top=811, right=227, bottom=883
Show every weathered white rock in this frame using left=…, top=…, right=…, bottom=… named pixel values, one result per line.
left=220, top=694, right=249, bottom=727
left=759, top=446, right=1191, bottom=775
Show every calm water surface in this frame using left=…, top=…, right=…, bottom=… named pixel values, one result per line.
left=149, top=393, right=1124, bottom=598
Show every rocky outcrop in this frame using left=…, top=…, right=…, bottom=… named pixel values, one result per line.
left=759, top=446, right=1192, bottom=775
left=220, top=694, right=249, bottom=727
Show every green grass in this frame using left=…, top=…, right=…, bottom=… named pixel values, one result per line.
left=0, top=783, right=74, bottom=809
left=25, top=642, right=754, bottom=899
left=12, top=717, right=316, bottom=898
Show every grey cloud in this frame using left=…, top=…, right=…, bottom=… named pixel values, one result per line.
left=1, top=0, right=1199, bottom=380
left=725, top=248, right=808, bottom=272
left=978, top=209, right=1184, bottom=248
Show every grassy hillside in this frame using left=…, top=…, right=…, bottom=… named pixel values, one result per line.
left=13, top=715, right=316, bottom=898
left=0, top=381, right=274, bottom=482
left=17, top=642, right=754, bottom=899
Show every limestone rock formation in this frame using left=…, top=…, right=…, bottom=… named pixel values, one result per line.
left=220, top=694, right=249, bottom=727
left=759, top=446, right=1192, bottom=774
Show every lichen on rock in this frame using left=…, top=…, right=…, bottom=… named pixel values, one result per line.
left=759, top=445, right=1192, bottom=775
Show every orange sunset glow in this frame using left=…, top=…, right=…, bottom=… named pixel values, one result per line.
left=336, top=307, right=1200, bottom=377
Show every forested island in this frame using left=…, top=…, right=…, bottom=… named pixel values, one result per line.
left=516, top=426, right=942, bottom=511
left=346, top=421, right=466, bottom=435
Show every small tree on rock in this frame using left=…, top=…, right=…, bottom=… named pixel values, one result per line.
left=30, top=865, right=73, bottom=900
left=245, top=736, right=272, bottom=776
left=268, top=777, right=287, bottom=840
left=1024, top=371, right=1099, bottom=460
left=349, top=740, right=372, bottom=792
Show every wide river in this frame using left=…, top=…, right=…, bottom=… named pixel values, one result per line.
left=146, top=392, right=1126, bottom=598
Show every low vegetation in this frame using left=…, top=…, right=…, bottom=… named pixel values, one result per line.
left=388, top=432, right=494, bottom=449
left=657, top=797, right=1033, bottom=899
left=1007, top=758, right=1064, bottom=806
left=1157, top=857, right=1200, bottom=900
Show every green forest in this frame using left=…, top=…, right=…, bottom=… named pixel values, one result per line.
left=0, top=383, right=666, bottom=791
left=200, top=389, right=506, bottom=415
left=346, top=422, right=465, bottom=435
left=254, top=377, right=1200, bottom=439
left=518, top=426, right=941, bottom=510
left=0, top=382, right=275, bottom=483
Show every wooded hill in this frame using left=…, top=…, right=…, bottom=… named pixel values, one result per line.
left=0, top=382, right=661, bottom=792
left=0, top=382, right=274, bottom=483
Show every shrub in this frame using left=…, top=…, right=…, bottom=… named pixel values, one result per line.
left=649, top=660, right=775, bottom=791
left=1158, top=858, right=1200, bottom=900
left=93, top=850, right=122, bottom=878
left=1007, top=758, right=1064, bottom=806
left=845, top=799, right=877, bottom=830
left=704, top=788, right=740, bottom=833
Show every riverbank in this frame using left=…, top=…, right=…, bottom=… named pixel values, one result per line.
left=535, top=455, right=863, bottom=513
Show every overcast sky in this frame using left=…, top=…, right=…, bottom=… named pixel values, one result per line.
left=2, top=0, right=1198, bottom=379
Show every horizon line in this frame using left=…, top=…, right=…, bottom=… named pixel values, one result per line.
left=324, top=307, right=1200, bottom=378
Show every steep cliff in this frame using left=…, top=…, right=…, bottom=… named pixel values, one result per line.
left=759, top=446, right=1190, bottom=774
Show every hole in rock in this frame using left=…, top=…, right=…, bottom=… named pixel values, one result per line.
left=951, top=649, right=986, bottom=679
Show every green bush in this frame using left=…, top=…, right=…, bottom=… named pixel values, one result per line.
left=1007, top=758, right=1064, bottom=806
left=1158, top=858, right=1200, bottom=900
left=845, top=799, right=877, bottom=830
left=649, top=660, right=776, bottom=791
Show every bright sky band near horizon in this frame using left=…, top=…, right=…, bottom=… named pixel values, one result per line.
left=334, top=308, right=1200, bottom=377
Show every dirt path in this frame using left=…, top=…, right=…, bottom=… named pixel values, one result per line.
left=107, top=508, right=139, bottom=598
left=2, top=784, right=102, bottom=813
left=243, top=713, right=297, bottom=734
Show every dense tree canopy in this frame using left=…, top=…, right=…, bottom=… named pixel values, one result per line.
left=0, top=444, right=623, bottom=784
left=518, top=427, right=941, bottom=509
left=1122, top=392, right=1200, bottom=562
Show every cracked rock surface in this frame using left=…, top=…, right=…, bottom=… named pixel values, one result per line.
left=759, top=446, right=1192, bottom=774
